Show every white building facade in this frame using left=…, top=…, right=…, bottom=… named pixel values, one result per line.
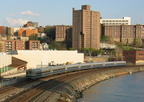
left=0, top=53, right=12, bottom=68
left=13, top=50, right=84, bottom=69
left=100, top=17, right=131, bottom=25
left=100, top=43, right=116, bottom=49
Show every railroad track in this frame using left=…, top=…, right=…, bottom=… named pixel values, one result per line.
left=2, top=65, right=144, bottom=102
left=8, top=68, right=101, bottom=102
left=5, top=68, right=109, bottom=102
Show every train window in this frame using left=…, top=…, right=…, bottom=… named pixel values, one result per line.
left=54, top=68, right=65, bottom=71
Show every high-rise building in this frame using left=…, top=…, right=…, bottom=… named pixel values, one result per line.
left=72, top=5, right=100, bottom=50
left=55, top=25, right=72, bottom=42
left=100, top=17, right=131, bottom=25
left=102, top=24, right=143, bottom=44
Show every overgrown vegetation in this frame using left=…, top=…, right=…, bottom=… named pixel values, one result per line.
left=44, top=27, right=55, bottom=40
left=80, top=48, right=105, bottom=56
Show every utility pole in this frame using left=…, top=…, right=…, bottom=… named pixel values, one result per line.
left=0, top=68, right=1, bottom=80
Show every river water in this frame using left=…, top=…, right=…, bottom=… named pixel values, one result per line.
left=77, top=72, right=144, bottom=102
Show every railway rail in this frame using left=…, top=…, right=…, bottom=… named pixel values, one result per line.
left=6, top=68, right=103, bottom=102
left=1, top=65, right=144, bottom=102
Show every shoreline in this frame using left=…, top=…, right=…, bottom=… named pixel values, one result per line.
left=55, top=66, right=144, bottom=102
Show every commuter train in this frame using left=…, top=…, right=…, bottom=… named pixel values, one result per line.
left=26, top=61, right=126, bottom=80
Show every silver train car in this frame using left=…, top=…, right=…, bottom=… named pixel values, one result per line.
left=26, top=61, right=126, bottom=80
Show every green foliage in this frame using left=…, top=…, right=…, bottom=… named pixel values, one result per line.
left=44, top=27, right=55, bottom=40
left=132, top=39, right=142, bottom=47
left=116, top=42, right=123, bottom=47
left=65, top=39, right=72, bottom=49
left=92, top=50, right=104, bottom=56
left=122, top=46, right=135, bottom=51
left=49, top=41, right=67, bottom=50
left=80, top=48, right=104, bottom=56
left=69, top=48, right=75, bottom=50
left=29, top=34, right=38, bottom=40
left=100, top=35, right=110, bottom=42
left=0, top=42, right=2, bottom=52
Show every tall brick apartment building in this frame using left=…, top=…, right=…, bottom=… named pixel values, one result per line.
left=55, top=25, right=72, bottom=42
left=102, top=24, right=143, bottom=44
left=45, top=25, right=72, bottom=42
left=72, top=5, right=100, bottom=50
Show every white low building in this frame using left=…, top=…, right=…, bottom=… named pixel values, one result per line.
left=100, top=43, right=116, bottom=49
left=13, top=50, right=84, bottom=69
left=100, top=17, right=131, bottom=25
left=0, top=53, right=12, bottom=68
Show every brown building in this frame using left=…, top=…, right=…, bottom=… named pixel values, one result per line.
left=142, top=25, right=144, bottom=40
left=0, top=26, right=7, bottom=36
left=72, top=5, right=100, bottom=50
left=0, top=40, right=40, bottom=52
left=102, top=25, right=121, bottom=42
left=7, top=27, right=14, bottom=36
left=0, top=40, right=25, bottom=52
left=26, top=40, right=40, bottom=50
left=55, top=25, right=72, bottom=42
left=23, top=21, right=38, bottom=27
left=0, top=41, right=4, bottom=52
left=38, top=26, right=44, bottom=33
left=18, top=28, right=38, bottom=37
left=123, top=50, right=144, bottom=65
left=102, top=24, right=143, bottom=44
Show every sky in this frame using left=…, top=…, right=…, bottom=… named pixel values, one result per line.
left=0, top=0, right=144, bottom=27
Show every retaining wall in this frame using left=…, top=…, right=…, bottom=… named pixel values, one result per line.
left=0, top=76, right=25, bottom=88
left=53, top=66, right=144, bottom=102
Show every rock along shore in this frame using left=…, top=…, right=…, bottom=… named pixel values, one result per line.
left=52, top=66, right=144, bottom=102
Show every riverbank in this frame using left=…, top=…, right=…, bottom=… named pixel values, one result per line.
left=53, top=66, right=144, bottom=102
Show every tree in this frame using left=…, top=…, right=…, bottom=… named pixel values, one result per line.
left=29, top=34, right=38, bottom=40
left=69, top=48, right=75, bottom=50
left=0, top=42, right=2, bottom=52
left=92, top=50, right=105, bottom=56
left=81, top=48, right=95, bottom=61
left=116, top=42, right=123, bottom=48
left=122, top=46, right=135, bottom=51
left=114, top=46, right=123, bottom=58
left=101, top=35, right=109, bottom=42
left=65, top=39, right=72, bottom=49
left=132, top=39, right=142, bottom=48
left=101, top=35, right=113, bottom=43
left=49, top=41, right=67, bottom=50
left=44, top=27, right=55, bottom=40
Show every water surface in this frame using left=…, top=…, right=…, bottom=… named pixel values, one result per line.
left=77, top=72, right=144, bottom=102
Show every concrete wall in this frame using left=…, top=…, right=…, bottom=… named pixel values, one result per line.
left=13, top=50, right=84, bottom=69
left=84, top=56, right=108, bottom=62
left=0, top=54, right=12, bottom=68
left=1, top=68, right=18, bottom=76
left=0, top=76, right=26, bottom=88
